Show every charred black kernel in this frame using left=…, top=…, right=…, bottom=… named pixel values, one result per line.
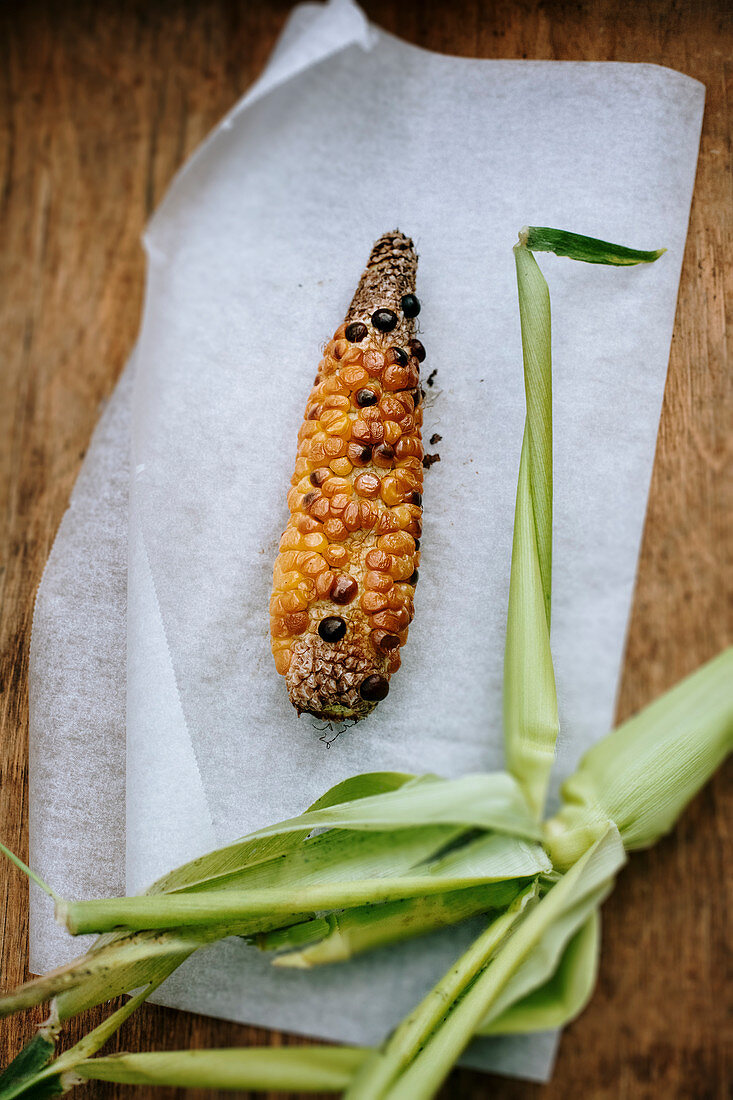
left=372, top=308, right=398, bottom=333
left=345, top=321, right=368, bottom=343
left=331, top=575, right=358, bottom=605
left=408, top=338, right=426, bottom=362
left=303, top=491, right=319, bottom=509
left=414, top=538, right=421, bottom=550
left=360, top=674, right=390, bottom=702
left=356, top=388, right=379, bottom=407
left=408, top=569, right=419, bottom=586
left=388, top=346, right=408, bottom=365
left=377, top=633, right=401, bottom=652
left=310, top=468, right=330, bottom=487
left=374, top=443, right=395, bottom=462
left=405, top=491, right=422, bottom=506
left=319, top=616, right=347, bottom=643
left=401, top=294, right=421, bottom=318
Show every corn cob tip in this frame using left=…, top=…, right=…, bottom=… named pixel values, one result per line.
left=271, top=231, right=424, bottom=721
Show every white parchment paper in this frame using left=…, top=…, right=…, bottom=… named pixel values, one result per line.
left=29, top=0, right=705, bottom=1083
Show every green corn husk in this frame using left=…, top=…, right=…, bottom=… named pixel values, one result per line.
left=481, top=910, right=599, bottom=1035
left=73, top=1048, right=369, bottom=1092
left=503, top=245, right=558, bottom=820
left=58, top=831, right=550, bottom=936
left=265, top=882, right=523, bottom=968
left=545, top=646, right=733, bottom=869
left=369, top=829, right=625, bottom=1100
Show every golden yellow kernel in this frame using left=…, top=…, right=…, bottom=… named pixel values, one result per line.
left=311, top=497, right=331, bottom=521
left=376, top=510, right=399, bottom=535
left=322, top=476, right=351, bottom=497
left=363, top=350, right=385, bottom=375
left=365, top=570, right=393, bottom=593
left=340, top=345, right=364, bottom=366
left=270, top=616, right=290, bottom=640
left=323, top=517, right=349, bottom=542
left=372, top=608, right=409, bottom=632
left=383, top=420, right=402, bottom=446
left=323, top=394, right=351, bottom=410
left=359, top=500, right=378, bottom=528
left=300, top=552, right=327, bottom=577
left=295, top=514, right=323, bottom=534
left=361, top=590, right=389, bottom=613
left=279, top=528, right=301, bottom=551
left=298, top=420, right=320, bottom=441
left=303, top=531, right=329, bottom=552
left=329, top=493, right=350, bottom=515
left=316, top=570, right=336, bottom=599
left=331, top=338, right=349, bottom=360
left=395, top=436, right=423, bottom=460
left=277, top=551, right=301, bottom=573
left=354, top=472, right=380, bottom=498
left=379, top=476, right=403, bottom=507
left=325, top=544, right=349, bottom=567
left=365, top=548, right=392, bottom=571
left=342, top=502, right=362, bottom=531
left=320, top=408, right=351, bottom=435
left=274, top=649, right=292, bottom=675
left=382, top=364, right=410, bottom=391
left=322, top=375, right=348, bottom=395
left=342, top=365, right=370, bottom=390
left=330, top=457, right=352, bottom=477
left=389, top=555, right=416, bottom=582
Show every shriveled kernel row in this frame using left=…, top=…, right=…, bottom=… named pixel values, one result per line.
left=270, top=230, right=425, bottom=719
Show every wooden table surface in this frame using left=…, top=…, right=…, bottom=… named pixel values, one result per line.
left=1, top=1, right=730, bottom=1097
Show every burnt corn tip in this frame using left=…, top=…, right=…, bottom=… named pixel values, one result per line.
left=270, top=231, right=424, bottom=721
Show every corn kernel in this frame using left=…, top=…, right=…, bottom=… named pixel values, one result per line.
left=342, top=365, right=369, bottom=389
left=311, top=497, right=331, bottom=521
left=295, top=514, right=322, bottom=534
left=395, top=436, right=423, bottom=460
left=371, top=609, right=406, bottom=633
left=383, top=420, right=402, bottom=445
left=303, top=531, right=329, bottom=552
left=363, top=350, right=384, bottom=375
left=322, top=476, right=351, bottom=498
left=365, top=549, right=392, bottom=572
left=274, top=649, right=292, bottom=674
left=329, top=493, right=351, bottom=515
left=387, top=649, right=401, bottom=672
left=365, top=570, right=393, bottom=592
left=382, top=364, right=410, bottom=391
left=358, top=500, right=377, bottom=528
left=376, top=510, right=399, bottom=535
left=316, top=571, right=336, bottom=599
left=300, top=552, right=327, bottom=576
left=354, top=472, right=380, bottom=498
left=284, top=611, right=310, bottom=635
left=325, top=544, right=349, bottom=567
left=279, top=528, right=301, bottom=551
left=331, top=338, right=350, bottom=360
left=342, top=502, right=362, bottom=531
left=330, top=457, right=352, bottom=476
left=320, top=409, right=351, bottom=437
left=323, top=394, right=351, bottom=410
left=379, top=476, right=403, bottom=507
left=361, top=591, right=389, bottom=613
left=324, top=435, right=348, bottom=457
left=323, top=517, right=349, bottom=542
left=390, top=555, right=415, bottom=582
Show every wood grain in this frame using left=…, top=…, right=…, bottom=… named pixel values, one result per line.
left=1, top=2, right=730, bottom=1097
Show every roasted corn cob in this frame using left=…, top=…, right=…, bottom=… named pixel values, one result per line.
left=270, top=231, right=425, bottom=720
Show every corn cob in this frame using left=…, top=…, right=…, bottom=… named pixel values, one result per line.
left=270, top=231, right=425, bottom=721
